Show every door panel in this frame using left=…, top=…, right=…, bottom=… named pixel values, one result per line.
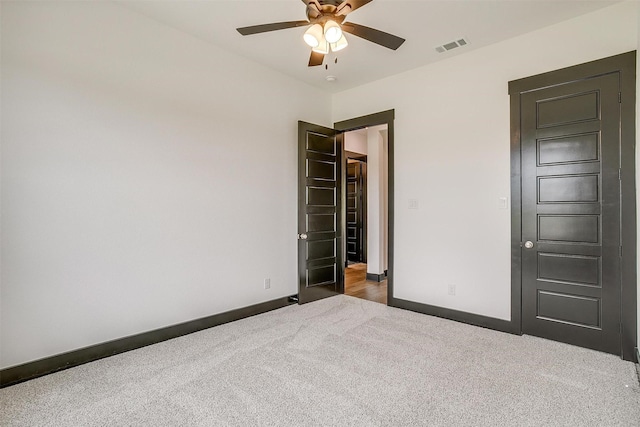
left=537, top=252, right=600, bottom=286
left=298, top=121, right=343, bottom=304
left=536, top=91, right=599, bottom=126
left=521, top=73, right=621, bottom=355
left=537, top=133, right=599, bottom=165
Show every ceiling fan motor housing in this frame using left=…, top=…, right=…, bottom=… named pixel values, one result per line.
left=308, top=7, right=346, bottom=22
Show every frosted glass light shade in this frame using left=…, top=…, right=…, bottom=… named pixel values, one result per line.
left=312, top=39, right=330, bottom=54
left=330, top=34, right=348, bottom=52
left=303, top=24, right=324, bottom=48
left=324, top=20, right=342, bottom=43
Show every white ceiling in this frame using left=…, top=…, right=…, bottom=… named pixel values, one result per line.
left=117, top=0, right=621, bottom=93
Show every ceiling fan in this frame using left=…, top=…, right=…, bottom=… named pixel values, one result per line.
left=236, top=0, right=405, bottom=67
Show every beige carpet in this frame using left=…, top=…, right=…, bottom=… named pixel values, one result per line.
left=1, top=295, right=639, bottom=426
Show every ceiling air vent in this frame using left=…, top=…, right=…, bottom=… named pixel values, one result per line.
left=435, top=37, right=469, bottom=53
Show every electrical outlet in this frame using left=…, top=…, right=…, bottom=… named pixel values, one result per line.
left=264, top=278, right=271, bottom=290
left=447, top=284, right=456, bottom=296
left=408, top=199, right=419, bottom=210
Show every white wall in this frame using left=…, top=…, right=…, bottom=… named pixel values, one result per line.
left=344, top=130, right=368, bottom=155
left=333, top=1, right=639, bottom=321
left=366, top=126, right=388, bottom=276
left=0, top=1, right=331, bottom=369
left=2, top=1, right=638, bottom=370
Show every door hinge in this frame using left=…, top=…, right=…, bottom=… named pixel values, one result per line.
left=618, top=92, right=622, bottom=103
left=619, top=169, right=622, bottom=181
left=620, top=246, right=623, bottom=257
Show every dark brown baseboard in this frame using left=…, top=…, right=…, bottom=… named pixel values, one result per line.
left=635, top=348, right=640, bottom=386
left=0, top=296, right=294, bottom=388
left=366, top=272, right=386, bottom=282
left=389, top=297, right=519, bottom=335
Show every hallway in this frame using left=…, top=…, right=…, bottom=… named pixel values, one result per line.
left=344, top=263, right=387, bottom=305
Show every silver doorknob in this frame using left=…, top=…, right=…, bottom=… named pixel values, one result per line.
left=524, top=241, right=534, bottom=249
left=298, top=233, right=308, bottom=240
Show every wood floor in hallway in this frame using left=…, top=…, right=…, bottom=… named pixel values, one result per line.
left=344, top=263, right=387, bottom=305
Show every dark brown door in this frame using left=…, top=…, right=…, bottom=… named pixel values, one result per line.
left=297, top=121, right=343, bottom=304
left=520, top=73, right=621, bottom=354
left=347, top=160, right=366, bottom=263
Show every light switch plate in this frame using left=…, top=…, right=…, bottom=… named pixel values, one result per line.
left=498, top=197, right=508, bottom=210
left=408, top=199, right=419, bottom=210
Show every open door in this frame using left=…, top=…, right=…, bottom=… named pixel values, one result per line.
left=297, top=121, right=343, bottom=304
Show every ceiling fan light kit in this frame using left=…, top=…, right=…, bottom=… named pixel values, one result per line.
left=236, top=0, right=405, bottom=68
left=305, top=21, right=339, bottom=54
left=312, top=39, right=330, bottom=55
left=330, top=34, right=348, bottom=52
left=303, top=23, right=324, bottom=47
left=323, top=20, right=342, bottom=43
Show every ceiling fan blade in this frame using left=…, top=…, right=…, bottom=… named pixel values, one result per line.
left=237, top=21, right=309, bottom=36
left=341, top=22, right=405, bottom=50
left=308, top=51, right=325, bottom=67
left=336, top=0, right=373, bottom=16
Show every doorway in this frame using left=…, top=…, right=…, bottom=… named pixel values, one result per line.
left=344, top=262, right=387, bottom=304
left=297, top=110, right=395, bottom=306
left=509, top=51, right=636, bottom=360
left=343, top=126, right=389, bottom=304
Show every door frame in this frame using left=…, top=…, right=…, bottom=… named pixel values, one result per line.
left=335, top=110, right=395, bottom=304
left=508, top=51, right=637, bottom=361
